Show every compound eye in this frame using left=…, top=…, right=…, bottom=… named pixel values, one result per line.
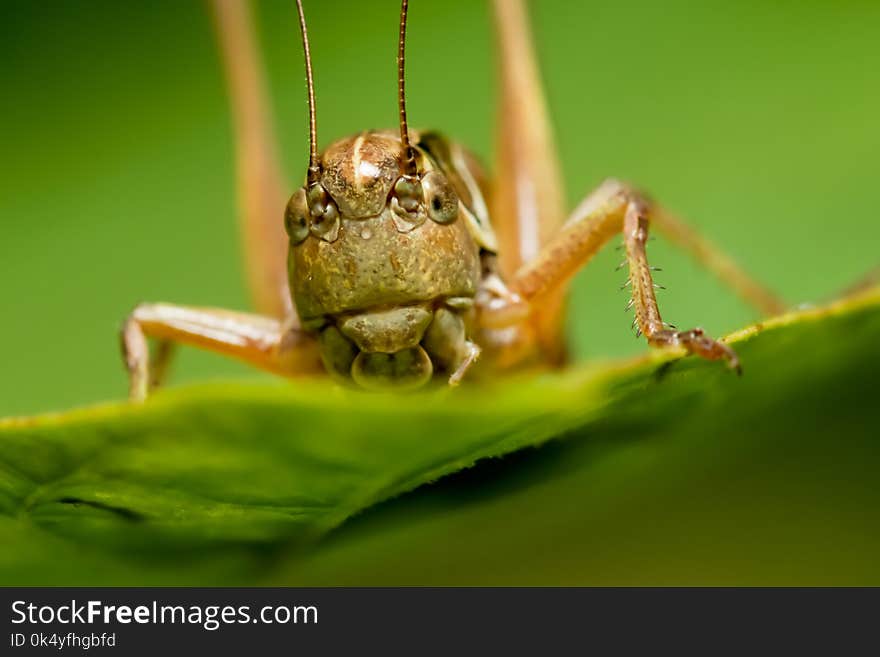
left=284, top=188, right=310, bottom=244
left=421, top=171, right=459, bottom=224
left=306, top=183, right=340, bottom=242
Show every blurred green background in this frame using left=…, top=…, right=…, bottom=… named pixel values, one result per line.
left=1, top=0, right=878, bottom=417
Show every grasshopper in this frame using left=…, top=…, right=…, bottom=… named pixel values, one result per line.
left=122, top=0, right=787, bottom=399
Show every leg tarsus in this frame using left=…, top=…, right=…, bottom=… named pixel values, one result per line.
left=648, top=328, right=741, bottom=374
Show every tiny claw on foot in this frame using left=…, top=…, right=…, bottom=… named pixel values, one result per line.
left=650, top=327, right=741, bottom=374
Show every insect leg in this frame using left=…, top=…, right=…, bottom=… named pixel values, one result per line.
left=149, top=339, right=177, bottom=390
left=621, top=195, right=740, bottom=371
left=490, top=0, right=567, bottom=362
left=487, top=180, right=739, bottom=371
left=833, top=265, right=880, bottom=300
left=211, top=0, right=293, bottom=320
left=121, top=303, right=321, bottom=402
left=491, top=0, right=781, bottom=334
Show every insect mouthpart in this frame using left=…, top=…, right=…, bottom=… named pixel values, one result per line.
left=338, top=304, right=434, bottom=390
left=316, top=301, right=479, bottom=391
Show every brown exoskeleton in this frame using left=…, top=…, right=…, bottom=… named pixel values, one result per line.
left=122, top=0, right=788, bottom=399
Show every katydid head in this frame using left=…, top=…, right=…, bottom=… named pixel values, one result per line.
left=284, top=0, right=481, bottom=390
left=284, top=131, right=462, bottom=244
left=284, top=1, right=458, bottom=242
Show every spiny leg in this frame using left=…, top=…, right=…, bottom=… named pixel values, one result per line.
left=623, top=199, right=740, bottom=371
left=481, top=180, right=739, bottom=371
left=121, top=304, right=322, bottom=402
left=211, top=0, right=293, bottom=320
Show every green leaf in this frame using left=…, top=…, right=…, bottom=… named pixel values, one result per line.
left=1, top=289, right=879, bottom=585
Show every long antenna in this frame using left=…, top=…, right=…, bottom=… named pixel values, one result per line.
left=295, top=0, right=320, bottom=184
left=397, top=0, right=417, bottom=176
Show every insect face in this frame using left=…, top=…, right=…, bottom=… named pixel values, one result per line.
left=285, top=131, right=482, bottom=389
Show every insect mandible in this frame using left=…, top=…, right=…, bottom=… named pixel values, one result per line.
left=121, top=0, right=787, bottom=399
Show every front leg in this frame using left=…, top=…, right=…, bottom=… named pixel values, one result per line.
left=483, top=180, right=740, bottom=371
left=121, top=303, right=322, bottom=402
left=622, top=198, right=740, bottom=371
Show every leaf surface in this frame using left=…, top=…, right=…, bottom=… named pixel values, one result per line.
left=1, top=289, right=878, bottom=585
